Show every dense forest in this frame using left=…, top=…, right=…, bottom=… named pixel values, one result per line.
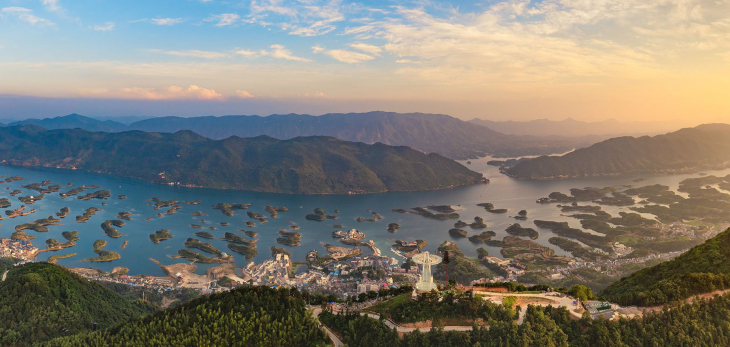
left=0, top=263, right=154, bottom=346
left=601, top=228, right=730, bottom=306
left=506, top=124, right=730, bottom=179
left=322, top=292, right=730, bottom=346
left=0, top=125, right=485, bottom=194
left=41, top=286, right=329, bottom=347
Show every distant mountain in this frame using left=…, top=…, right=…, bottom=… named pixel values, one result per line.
left=0, top=263, right=151, bottom=346
left=128, top=112, right=586, bottom=159
left=470, top=118, right=683, bottom=137
left=0, top=125, right=485, bottom=194
left=505, top=124, right=730, bottom=180
left=601, top=228, right=730, bottom=306
left=8, top=114, right=128, bottom=132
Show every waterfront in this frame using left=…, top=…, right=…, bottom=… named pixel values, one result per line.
left=1, top=155, right=729, bottom=278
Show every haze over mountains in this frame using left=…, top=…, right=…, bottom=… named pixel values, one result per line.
left=506, top=124, right=730, bottom=179
left=3, top=112, right=594, bottom=160
left=470, top=118, right=684, bottom=137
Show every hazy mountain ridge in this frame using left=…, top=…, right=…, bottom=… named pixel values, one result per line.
left=127, top=111, right=588, bottom=159
left=470, top=117, right=684, bottom=137
left=505, top=124, right=730, bottom=179
left=8, top=114, right=128, bottom=132
left=0, top=125, right=484, bottom=194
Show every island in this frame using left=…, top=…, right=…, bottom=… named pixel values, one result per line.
left=82, top=240, right=121, bottom=262
left=149, top=229, right=174, bottom=243
left=0, top=125, right=486, bottom=194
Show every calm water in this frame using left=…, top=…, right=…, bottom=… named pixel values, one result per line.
left=2, top=157, right=728, bottom=277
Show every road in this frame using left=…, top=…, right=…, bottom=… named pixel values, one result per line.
left=360, top=312, right=475, bottom=333
left=1, top=270, right=7, bottom=282
left=311, top=307, right=344, bottom=347
left=475, top=291, right=584, bottom=321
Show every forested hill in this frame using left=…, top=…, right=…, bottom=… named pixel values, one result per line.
left=127, top=111, right=584, bottom=159
left=0, top=125, right=485, bottom=194
left=41, top=285, right=328, bottom=347
left=600, top=228, right=730, bottom=306
left=0, top=263, right=152, bottom=346
left=8, top=114, right=127, bottom=132
left=506, top=124, right=730, bottom=179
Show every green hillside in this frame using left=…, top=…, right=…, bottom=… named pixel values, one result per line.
left=600, top=228, right=730, bottom=306
left=506, top=124, right=730, bottom=179
left=0, top=263, right=151, bottom=346
left=41, top=286, right=328, bottom=347
left=0, top=125, right=484, bottom=194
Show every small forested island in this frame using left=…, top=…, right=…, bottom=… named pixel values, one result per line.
left=477, top=202, right=508, bottom=213
left=387, top=223, right=400, bottom=232
left=392, top=206, right=460, bottom=220
left=505, top=223, right=539, bottom=239
left=75, top=207, right=101, bottom=223
left=78, top=190, right=111, bottom=200
left=448, top=228, right=468, bottom=238
left=264, top=205, right=288, bottom=218
left=212, top=202, right=250, bottom=216
left=185, top=238, right=223, bottom=256
left=101, top=220, right=125, bottom=238
left=276, top=230, right=301, bottom=246
left=82, top=240, right=121, bottom=262
left=194, top=231, right=214, bottom=239
left=468, top=230, right=497, bottom=244
left=0, top=125, right=485, bottom=194
left=305, top=207, right=336, bottom=221
left=469, top=216, right=487, bottom=229
left=149, top=229, right=174, bottom=243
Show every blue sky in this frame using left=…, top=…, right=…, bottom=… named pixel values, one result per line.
left=0, top=0, right=729, bottom=122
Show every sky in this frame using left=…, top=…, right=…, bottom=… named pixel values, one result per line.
left=0, top=0, right=729, bottom=123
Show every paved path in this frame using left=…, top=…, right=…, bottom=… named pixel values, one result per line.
left=476, top=291, right=584, bottom=320
left=311, top=307, right=344, bottom=347
left=1, top=270, right=7, bottom=282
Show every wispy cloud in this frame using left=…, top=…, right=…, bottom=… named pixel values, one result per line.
left=348, top=43, right=381, bottom=55
left=156, top=49, right=229, bottom=59
left=151, top=18, right=183, bottom=25
left=236, top=90, right=254, bottom=98
left=120, top=85, right=223, bottom=100
left=236, top=44, right=310, bottom=62
left=41, top=0, right=61, bottom=12
left=1, top=7, right=54, bottom=26
left=325, top=49, right=373, bottom=63
left=205, top=13, right=240, bottom=26
left=94, top=22, right=115, bottom=31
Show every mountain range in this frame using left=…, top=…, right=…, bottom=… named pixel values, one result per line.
left=3, top=113, right=592, bottom=160
left=470, top=117, right=685, bottom=137
left=505, top=124, right=730, bottom=180
left=0, top=125, right=485, bottom=194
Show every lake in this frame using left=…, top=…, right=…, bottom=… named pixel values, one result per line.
left=2, top=157, right=727, bottom=277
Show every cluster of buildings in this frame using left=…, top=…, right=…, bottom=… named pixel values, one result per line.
left=71, top=269, right=176, bottom=292
left=0, top=239, right=39, bottom=261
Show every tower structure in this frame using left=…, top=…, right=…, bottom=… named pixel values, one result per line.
left=412, top=251, right=443, bottom=292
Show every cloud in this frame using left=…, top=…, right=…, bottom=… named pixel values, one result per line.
left=41, top=0, right=61, bottom=12
left=249, top=0, right=345, bottom=36
left=234, top=45, right=310, bottom=61
left=205, top=13, right=240, bottom=26
left=312, top=45, right=325, bottom=54
left=348, top=43, right=382, bottom=55
left=325, top=49, right=373, bottom=63
left=151, top=18, right=183, bottom=25
left=94, top=22, right=115, bottom=31
left=235, top=49, right=258, bottom=57
left=2, top=7, right=54, bottom=26
left=236, top=90, right=254, bottom=98
left=158, top=50, right=229, bottom=59
left=261, top=44, right=310, bottom=61
left=120, top=85, right=223, bottom=100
